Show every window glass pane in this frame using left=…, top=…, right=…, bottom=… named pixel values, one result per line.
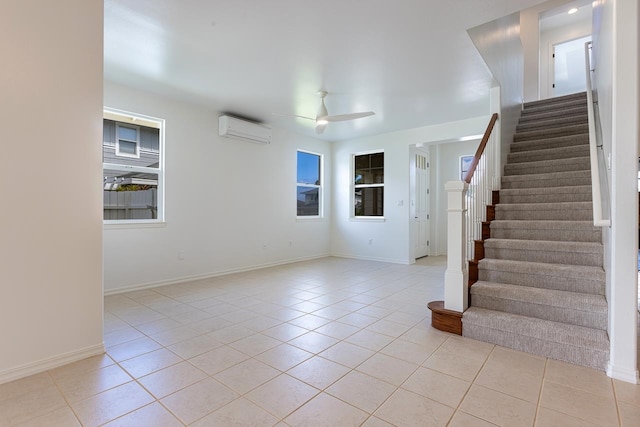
left=297, top=186, right=319, bottom=216
left=370, top=152, right=384, bottom=168
left=103, top=169, right=158, bottom=220
left=118, top=126, right=138, bottom=141
left=354, top=155, right=369, bottom=171
left=297, top=151, right=320, bottom=185
left=354, top=187, right=384, bottom=216
left=118, top=140, right=137, bottom=155
left=354, top=153, right=384, bottom=185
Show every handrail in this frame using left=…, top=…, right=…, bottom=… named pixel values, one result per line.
left=464, top=113, right=499, bottom=184
left=585, top=41, right=611, bottom=227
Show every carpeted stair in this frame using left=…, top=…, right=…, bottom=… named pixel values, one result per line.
left=462, top=92, right=609, bottom=370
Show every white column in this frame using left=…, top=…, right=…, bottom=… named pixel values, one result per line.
left=444, top=181, right=469, bottom=312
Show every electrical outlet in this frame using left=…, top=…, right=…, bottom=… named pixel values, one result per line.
left=368, top=239, right=373, bottom=245
left=178, top=250, right=185, bottom=260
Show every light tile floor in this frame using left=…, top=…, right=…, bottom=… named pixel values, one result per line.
left=1, top=257, right=639, bottom=426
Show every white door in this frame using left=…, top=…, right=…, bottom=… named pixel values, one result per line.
left=414, top=151, right=430, bottom=258
left=553, top=35, right=591, bottom=96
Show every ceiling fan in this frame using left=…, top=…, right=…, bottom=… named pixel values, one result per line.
left=275, top=91, right=375, bottom=134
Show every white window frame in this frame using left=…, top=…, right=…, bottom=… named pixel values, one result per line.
left=296, top=149, right=323, bottom=219
left=103, top=108, right=165, bottom=226
left=115, top=122, right=141, bottom=158
left=353, top=150, right=385, bottom=219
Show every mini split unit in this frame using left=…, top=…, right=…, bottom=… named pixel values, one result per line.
left=218, top=115, right=272, bottom=144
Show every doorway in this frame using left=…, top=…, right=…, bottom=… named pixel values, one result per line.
left=412, top=149, right=431, bottom=259
left=552, top=35, right=592, bottom=96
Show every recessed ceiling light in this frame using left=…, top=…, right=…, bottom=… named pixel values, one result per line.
left=568, top=7, right=578, bottom=14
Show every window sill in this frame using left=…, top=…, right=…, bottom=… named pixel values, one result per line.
left=296, top=216, right=323, bottom=222
left=350, top=217, right=386, bottom=222
left=104, top=221, right=167, bottom=230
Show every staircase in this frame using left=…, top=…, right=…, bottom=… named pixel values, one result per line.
left=462, top=92, right=609, bottom=370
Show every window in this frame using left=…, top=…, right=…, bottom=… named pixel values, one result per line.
left=115, top=123, right=140, bottom=158
left=297, top=150, right=322, bottom=217
left=460, top=155, right=473, bottom=181
left=354, top=151, right=384, bottom=217
left=103, top=109, right=164, bottom=222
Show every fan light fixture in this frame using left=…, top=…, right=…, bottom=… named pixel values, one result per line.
left=273, top=90, right=375, bottom=134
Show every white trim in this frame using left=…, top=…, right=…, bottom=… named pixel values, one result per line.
left=349, top=217, right=386, bottom=222
left=329, top=253, right=411, bottom=265
left=607, top=362, right=640, bottom=384
left=0, top=344, right=104, bottom=385
left=104, top=254, right=330, bottom=296
left=104, top=221, right=167, bottom=229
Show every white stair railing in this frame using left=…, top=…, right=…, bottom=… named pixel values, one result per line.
left=585, top=41, right=611, bottom=227
left=443, top=113, right=499, bottom=312
left=464, top=113, right=500, bottom=262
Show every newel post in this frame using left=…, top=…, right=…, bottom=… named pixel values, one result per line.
left=444, top=180, right=469, bottom=312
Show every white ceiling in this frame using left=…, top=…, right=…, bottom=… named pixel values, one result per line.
left=104, top=0, right=549, bottom=142
left=540, top=0, right=592, bottom=32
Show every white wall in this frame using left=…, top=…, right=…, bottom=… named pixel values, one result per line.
left=430, top=140, right=481, bottom=255
left=0, top=0, right=104, bottom=383
left=539, top=17, right=592, bottom=99
left=103, top=82, right=332, bottom=293
left=331, top=116, right=490, bottom=264
left=468, top=12, right=524, bottom=170
left=592, top=0, right=639, bottom=384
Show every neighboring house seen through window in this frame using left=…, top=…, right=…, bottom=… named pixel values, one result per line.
left=354, top=151, right=384, bottom=217
left=297, top=150, right=322, bottom=217
left=103, top=109, right=164, bottom=222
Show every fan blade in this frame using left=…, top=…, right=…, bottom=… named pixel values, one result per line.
left=315, top=123, right=327, bottom=134
left=320, top=112, right=375, bottom=122
left=272, top=112, right=316, bottom=121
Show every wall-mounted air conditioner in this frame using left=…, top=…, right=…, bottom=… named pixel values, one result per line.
left=218, top=115, right=272, bottom=144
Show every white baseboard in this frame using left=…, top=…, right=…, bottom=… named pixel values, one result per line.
left=330, top=253, right=411, bottom=265
left=105, top=254, right=330, bottom=296
left=0, top=343, right=105, bottom=385
left=606, top=361, right=640, bottom=384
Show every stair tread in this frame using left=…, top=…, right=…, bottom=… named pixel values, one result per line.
left=519, top=106, right=587, bottom=123
left=516, top=115, right=587, bottom=131
left=463, top=307, right=609, bottom=350
left=478, top=258, right=605, bottom=280
left=515, top=124, right=588, bottom=138
left=504, top=155, right=591, bottom=176
left=523, top=100, right=589, bottom=114
left=484, top=238, right=603, bottom=253
left=490, top=219, right=598, bottom=229
left=508, top=145, right=590, bottom=161
left=510, top=135, right=589, bottom=152
left=471, top=281, right=607, bottom=312
left=500, top=185, right=592, bottom=195
left=501, top=170, right=590, bottom=181
left=495, top=201, right=592, bottom=210
left=523, top=93, right=587, bottom=109
left=505, top=156, right=590, bottom=168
